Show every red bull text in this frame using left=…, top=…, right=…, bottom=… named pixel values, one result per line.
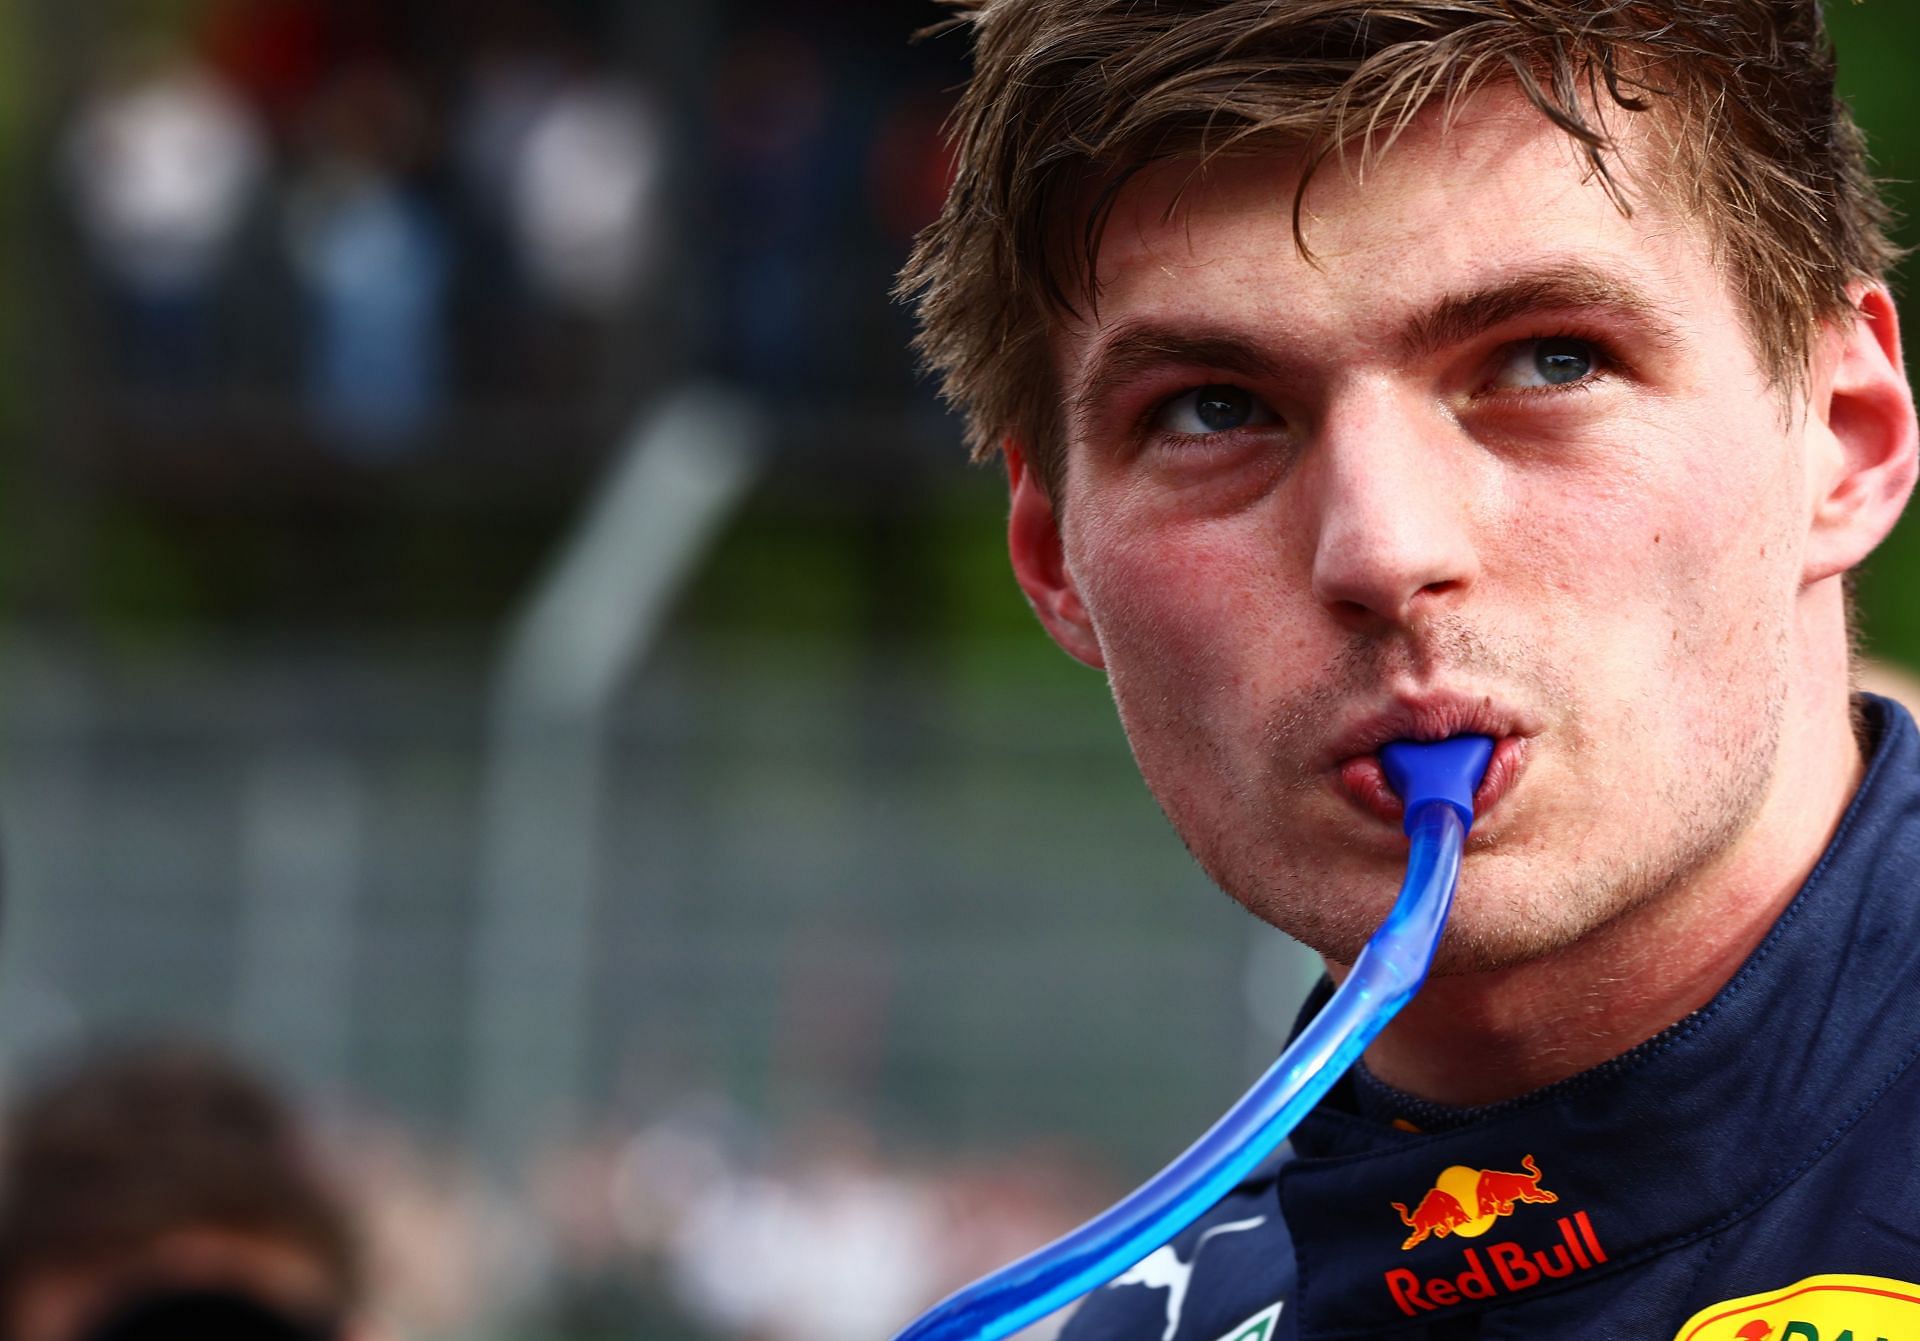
left=1385, top=1159, right=1603, bottom=1317
left=1384, top=1211, right=1608, bottom=1316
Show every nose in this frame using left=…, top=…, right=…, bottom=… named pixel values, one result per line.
left=1307, top=392, right=1480, bottom=630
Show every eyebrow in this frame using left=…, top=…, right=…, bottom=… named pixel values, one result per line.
left=1398, top=262, right=1682, bottom=362
left=1068, top=330, right=1291, bottom=440
left=1067, top=261, right=1685, bottom=437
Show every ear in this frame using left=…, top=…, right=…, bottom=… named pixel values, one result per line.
left=1803, top=283, right=1920, bottom=585
left=1006, top=442, right=1105, bottom=668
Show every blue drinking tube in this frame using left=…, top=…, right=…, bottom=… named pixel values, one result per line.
left=891, top=734, right=1494, bottom=1341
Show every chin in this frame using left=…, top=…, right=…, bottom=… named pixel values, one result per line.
left=1424, top=916, right=1594, bottom=977
left=1231, top=850, right=1626, bottom=977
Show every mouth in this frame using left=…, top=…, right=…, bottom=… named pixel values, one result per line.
left=1324, top=695, right=1536, bottom=828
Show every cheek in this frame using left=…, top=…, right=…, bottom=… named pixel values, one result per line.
left=1064, top=515, right=1307, bottom=804
left=1515, top=411, right=1786, bottom=605
left=1069, top=509, right=1298, bottom=695
left=1508, top=417, right=1801, bottom=744
left=1643, top=427, right=1803, bottom=643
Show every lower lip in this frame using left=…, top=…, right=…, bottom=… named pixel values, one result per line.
left=1335, top=736, right=1529, bottom=828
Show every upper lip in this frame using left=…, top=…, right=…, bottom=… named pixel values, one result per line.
left=1320, top=692, right=1536, bottom=767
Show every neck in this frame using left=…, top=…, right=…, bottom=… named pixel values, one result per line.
left=1356, top=634, right=1866, bottom=1109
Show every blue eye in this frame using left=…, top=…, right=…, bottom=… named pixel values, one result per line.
left=1535, top=338, right=1593, bottom=384
left=1156, top=385, right=1281, bottom=435
left=1492, top=337, right=1601, bottom=390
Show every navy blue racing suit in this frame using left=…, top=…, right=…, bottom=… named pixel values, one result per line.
left=1060, top=694, right=1920, bottom=1341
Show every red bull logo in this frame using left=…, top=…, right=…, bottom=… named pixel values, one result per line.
left=1390, top=1154, right=1558, bottom=1250
left=1383, top=1211, right=1608, bottom=1316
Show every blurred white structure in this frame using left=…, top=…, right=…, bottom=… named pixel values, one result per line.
left=470, top=385, right=766, bottom=1174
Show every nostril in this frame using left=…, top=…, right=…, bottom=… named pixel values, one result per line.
left=1324, top=576, right=1465, bottom=631
left=1318, top=596, right=1386, bottom=639
left=1310, top=534, right=1477, bottom=625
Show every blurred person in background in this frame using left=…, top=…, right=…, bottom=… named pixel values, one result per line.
left=285, top=65, right=450, bottom=460
left=63, top=40, right=266, bottom=403
left=0, top=1044, right=368, bottom=1341
left=503, top=68, right=661, bottom=323
left=454, top=30, right=663, bottom=403
left=703, top=27, right=835, bottom=396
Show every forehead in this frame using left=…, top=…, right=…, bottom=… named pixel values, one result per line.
left=1059, top=87, right=1730, bottom=379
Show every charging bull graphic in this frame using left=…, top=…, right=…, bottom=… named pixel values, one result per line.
left=1392, top=1156, right=1558, bottom=1250
left=1474, top=1155, right=1558, bottom=1218
left=1392, top=1188, right=1475, bottom=1251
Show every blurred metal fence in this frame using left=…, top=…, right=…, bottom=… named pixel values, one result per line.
left=0, top=624, right=1321, bottom=1179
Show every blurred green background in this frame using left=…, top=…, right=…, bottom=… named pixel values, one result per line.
left=0, top=4, right=1911, bottom=1341
left=1831, top=1, right=1920, bottom=660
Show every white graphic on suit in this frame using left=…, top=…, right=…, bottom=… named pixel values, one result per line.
left=1107, top=1216, right=1268, bottom=1341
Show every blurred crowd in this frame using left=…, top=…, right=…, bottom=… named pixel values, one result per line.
left=0, top=1043, right=1113, bottom=1341
left=532, top=1103, right=1114, bottom=1341
left=63, top=0, right=653, bottom=458
left=50, top=0, right=954, bottom=468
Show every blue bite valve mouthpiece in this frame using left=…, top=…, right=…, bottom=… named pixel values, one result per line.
left=888, top=734, right=1495, bottom=1341
left=1380, top=735, right=1495, bottom=835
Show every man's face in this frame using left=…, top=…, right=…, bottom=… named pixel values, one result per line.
left=1030, top=90, right=1828, bottom=972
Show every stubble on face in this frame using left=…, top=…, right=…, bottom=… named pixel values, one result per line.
left=1143, top=584, right=1793, bottom=977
